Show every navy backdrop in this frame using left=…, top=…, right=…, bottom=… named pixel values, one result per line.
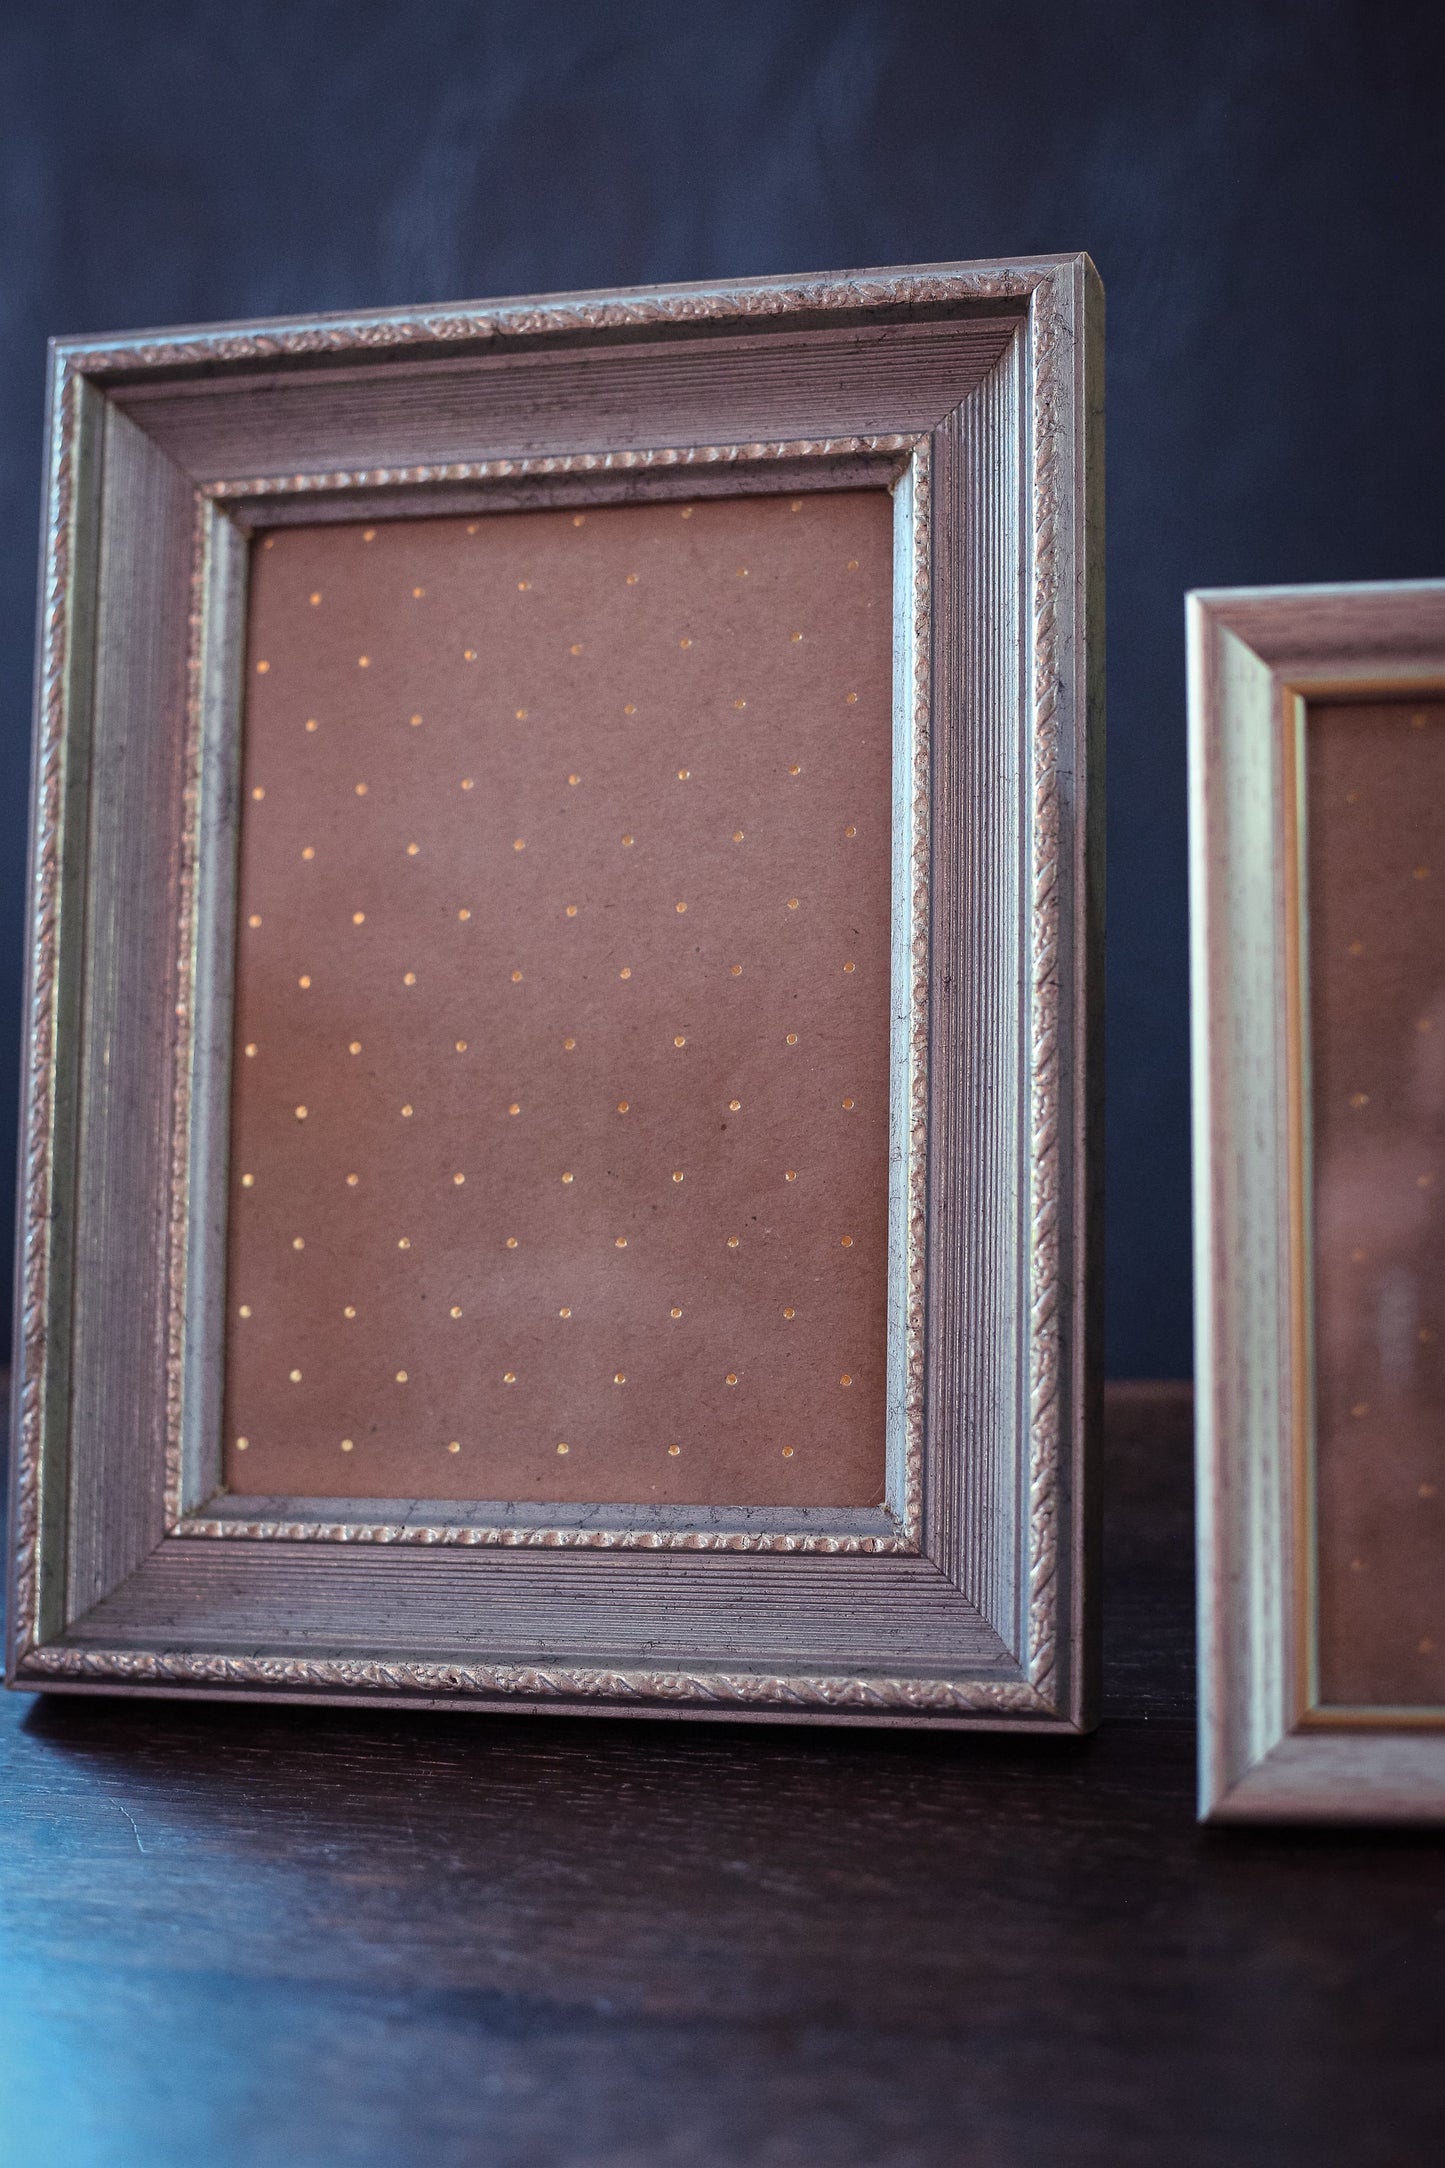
left=1, top=0, right=1441, bottom=1376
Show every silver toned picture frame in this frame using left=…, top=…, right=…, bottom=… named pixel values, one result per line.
left=8, top=257, right=1102, bottom=1729
left=1190, top=578, right=1445, bottom=1817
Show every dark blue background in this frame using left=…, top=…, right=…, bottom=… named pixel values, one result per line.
left=1, top=0, right=1441, bottom=1376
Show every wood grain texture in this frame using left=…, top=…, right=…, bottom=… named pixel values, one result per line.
left=1189, top=580, right=1445, bottom=1821
left=9, top=260, right=1101, bottom=1729
left=4, top=1385, right=1444, bottom=2168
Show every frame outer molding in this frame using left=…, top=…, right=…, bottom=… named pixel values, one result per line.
left=9, top=259, right=1100, bottom=1728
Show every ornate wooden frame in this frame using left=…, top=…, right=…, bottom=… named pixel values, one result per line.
left=1190, top=579, right=1445, bottom=1816
left=7, top=257, right=1102, bottom=1728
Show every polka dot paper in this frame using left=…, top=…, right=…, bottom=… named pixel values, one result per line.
left=223, top=490, right=894, bottom=1506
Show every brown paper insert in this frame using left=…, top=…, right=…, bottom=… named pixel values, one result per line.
left=1308, top=696, right=1445, bottom=1706
left=221, top=490, right=894, bottom=1507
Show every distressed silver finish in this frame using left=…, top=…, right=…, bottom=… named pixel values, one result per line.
left=9, top=258, right=1102, bottom=1729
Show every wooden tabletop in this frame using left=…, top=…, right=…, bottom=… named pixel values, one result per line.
left=3, top=1381, right=1442, bottom=2166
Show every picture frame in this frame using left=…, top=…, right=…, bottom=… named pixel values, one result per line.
left=8, top=256, right=1102, bottom=1729
left=1189, top=578, right=1445, bottom=1817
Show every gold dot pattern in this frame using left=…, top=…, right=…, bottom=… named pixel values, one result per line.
left=1308, top=697, right=1445, bottom=1708
left=223, top=491, right=891, bottom=1505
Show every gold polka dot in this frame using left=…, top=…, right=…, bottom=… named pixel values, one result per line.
left=681, top=507, right=693, bottom=519
left=411, top=586, right=425, bottom=599
left=458, top=906, right=470, bottom=918
left=842, top=1097, right=855, bottom=1110
left=670, top=1306, right=683, bottom=1318
left=561, top=1171, right=574, bottom=1185
left=568, top=773, right=581, bottom=786
left=250, top=786, right=265, bottom=802
left=456, top=1040, right=468, bottom=1053
left=511, top=970, right=524, bottom=983
left=572, top=515, right=585, bottom=527
left=733, top=698, right=746, bottom=710
left=566, top=904, right=578, bottom=918
left=674, top=1035, right=687, bottom=1048
left=621, top=834, right=634, bottom=847
left=1351, top=1247, right=1367, bottom=1263
left=255, top=661, right=270, bottom=676
left=509, top=1102, right=521, bottom=1116
left=401, top=1104, right=413, bottom=1117
left=447, top=1441, right=461, bottom=1454
left=503, top=1370, right=516, bottom=1382
left=782, top=1307, right=795, bottom=1319
left=620, top=967, right=632, bottom=980
left=782, top=1445, right=795, bottom=1459
left=294, top=1105, right=308, bottom=1121
left=678, top=768, right=691, bottom=780
left=845, top=824, right=857, bottom=838
left=675, top=902, right=688, bottom=915
left=292, top=1236, right=304, bottom=1249
left=247, top=913, right=262, bottom=929
left=406, top=842, right=420, bottom=857
left=358, top=656, right=370, bottom=669
left=298, top=975, right=311, bottom=989
left=726, top=1373, right=738, bottom=1386
left=563, top=1038, right=576, bottom=1051
left=787, top=897, right=800, bottom=911
left=784, top=1169, right=797, bottom=1182
left=847, top=559, right=859, bottom=571
left=305, top=718, right=319, bottom=733
left=507, top=1237, right=519, bottom=1249
left=354, top=782, right=368, bottom=796
left=626, top=572, right=639, bottom=585
left=352, top=911, right=366, bottom=926
left=410, top=713, right=422, bottom=727
left=341, top=1439, right=354, bottom=1452
left=840, top=1373, right=853, bottom=1387
left=518, top=581, right=531, bottom=592
left=450, top=1306, right=463, bottom=1319
left=461, top=778, right=474, bottom=791
left=840, top=1235, right=854, bottom=1248
left=236, top=1437, right=249, bottom=1450
left=463, top=649, right=477, bottom=662
left=1351, top=1401, right=1369, bottom=1417
left=623, top=703, right=637, bottom=716
left=789, top=763, right=802, bottom=776
left=727, top=1236, right=739, bottom=1249
left=349, top=1041, right=362, bottom=1054
left=556, top=1441, right=569, bottom=1454
left=403, top=971, right=416, bottom=986
left=396, top=1370, right=408, bottom=1384
left=614, top=1371, right=626, bottom=1385
left=729, top=1099, right=741, bottom=1111
left=843, top=961, right=856, bottom=974
left=845, top=692, right=858, bottom=705
left=398, top=1237, right=411, bottom=1250
left=617, top=1099, right=632, bottom=1114
left=1415, top=866, right=1431, bottom=881
left=238, top=1304, right=251, bottom=1318
left=735, top=567, right=749, bottom=579
left=344, top=1306, right=356, bottom=1319
left=730, top=964, right=743, bottom=977
left=733, top=830, right=745, bottom=843
left=785, top=1032, right=798, bottom=1046
left=679, top=640, right=692, bottom=651
left=289, top=1368, right=302, bottom=1383
left=346, top=1173, right=359, bottom=1188
left=615, top=1237, right=628, bottom=1249
left=453, top=1172, right=465, bottom=1186
left=513, top=837, right=526, bottom=852
left=672, top=1170, right=685, bottom=1183
left=1349, top=1091, right=1369, bottom=1108
left=1348, top=939, right=1364, bottom=955
left=668, top=1444, right=681, bottom=1456
left=363, top=529, right=375, bottom=541
left=302, top=845, right=316, bottom=860
left=558, top=1304, right=570, bottom=1315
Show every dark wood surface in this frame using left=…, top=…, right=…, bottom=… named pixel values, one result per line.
left=3, top=1381, right=1442, bottom=2167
